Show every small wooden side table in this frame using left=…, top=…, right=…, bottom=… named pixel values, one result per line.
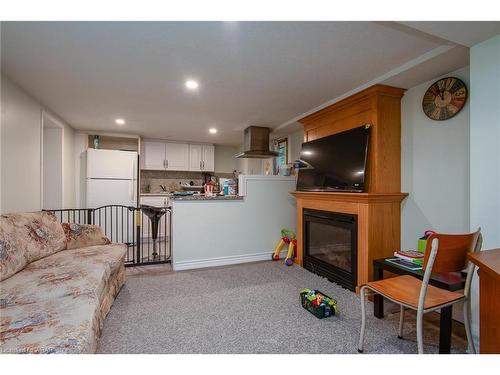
left=468, top=249, right=500, bottom=354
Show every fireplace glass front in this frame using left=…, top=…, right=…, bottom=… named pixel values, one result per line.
left=303, top=209, right=357, bottom=290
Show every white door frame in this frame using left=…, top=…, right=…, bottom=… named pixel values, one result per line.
left=40, top=110, right=65, bottom=209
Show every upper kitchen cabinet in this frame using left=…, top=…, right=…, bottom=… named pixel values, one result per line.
left=164, top=142, right=189, bottom=170
left=142, top=140, right=166, bottom=170
left=202, top=144, right=215, bottom=171
left=189, top=144, right=214, bottom=171
left=142, top=140, right=189, bottom=171
left=189, top=144, right=203, bottom=171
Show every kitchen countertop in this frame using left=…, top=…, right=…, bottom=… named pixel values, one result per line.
left=140, top=192, right=173, bottom=196
left=172, top=194, right=243, bottom=201
left=141, top=192, right=242, bottom=201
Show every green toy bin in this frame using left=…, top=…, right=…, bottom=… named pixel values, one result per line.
left=300, top=289, right=338, bottom=319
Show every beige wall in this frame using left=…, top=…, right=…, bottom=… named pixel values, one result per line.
left=42, top=126, right=63, bottom=209
left=285, top=129, right=304, bottom=163
left=1, top=75, right=43, bottom=213
left=62, top=121, right=75, bottom=208
left=400, top=67, right=470, bottom=325
left=74, top=132, right=88, bottom=208
left=469, top=34, right=500, bottom=349
left=1, top=74, right=75, bottom=213
left=214, top=145, right=238, bottom=173
left=401, top=66, right=470, bottom=249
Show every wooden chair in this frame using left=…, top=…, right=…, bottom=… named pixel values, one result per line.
left=358, top=229, right=482, bottom=354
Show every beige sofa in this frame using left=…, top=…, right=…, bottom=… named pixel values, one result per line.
left=0, top=211, right=126, bottom=353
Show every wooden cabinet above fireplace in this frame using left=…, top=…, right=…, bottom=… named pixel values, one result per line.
left=299, top=84, right=406, bottom=193
left=293, top=84, right=408, bottom=291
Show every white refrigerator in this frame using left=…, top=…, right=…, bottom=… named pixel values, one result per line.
left=85, top=148, right=138, bottom=244
left=85, top=148, right=138, bottom=208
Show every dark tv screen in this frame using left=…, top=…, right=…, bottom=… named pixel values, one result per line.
left=296, top=125, right=370, bottom=192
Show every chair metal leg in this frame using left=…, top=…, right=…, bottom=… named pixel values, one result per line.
left=358, top=286, right=367, bottom=353
left=463, top=299, right=476, bottom=354
left=398, top=305, right=404, bottom=339
left=439, top=306, right=453, bottom=353
left=416, top=308, right=424, bottom=354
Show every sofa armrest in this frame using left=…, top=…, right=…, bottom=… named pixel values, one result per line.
left=62, top=223, right=111, bottom=250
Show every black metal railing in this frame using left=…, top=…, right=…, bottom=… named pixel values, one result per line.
left=45, top=205, right=171, bottom=267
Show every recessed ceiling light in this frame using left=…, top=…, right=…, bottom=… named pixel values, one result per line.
left=185, top=80, right=199, bottom=90
left=115, top=118, right=125, bottom=125
left=209, top=128, right=217, bottom=134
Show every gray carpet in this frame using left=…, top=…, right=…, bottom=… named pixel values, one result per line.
left=98, top=261, right=464, bottom=354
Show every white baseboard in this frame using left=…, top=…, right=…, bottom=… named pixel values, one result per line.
left=173, top=250, right=289, bottom=271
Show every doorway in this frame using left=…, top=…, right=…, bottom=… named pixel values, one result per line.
left=41, top=112, right=64, bottom=209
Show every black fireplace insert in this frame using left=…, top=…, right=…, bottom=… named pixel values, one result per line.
left=303, top=208, right=357, bottom=290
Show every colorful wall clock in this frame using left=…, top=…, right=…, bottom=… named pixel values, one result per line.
left=422, top=77, right=467, bottom=121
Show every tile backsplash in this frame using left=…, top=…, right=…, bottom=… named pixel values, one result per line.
left=140, top=170, right=235, bottom=193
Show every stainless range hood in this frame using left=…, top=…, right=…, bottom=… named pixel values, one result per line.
left=234, top=126, right=279, bottom=159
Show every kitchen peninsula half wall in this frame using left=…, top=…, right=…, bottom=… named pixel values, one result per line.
left=172, top=175, right=296, bottom=270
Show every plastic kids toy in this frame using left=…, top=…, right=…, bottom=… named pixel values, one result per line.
left=272, top=228, right=297, bottom=266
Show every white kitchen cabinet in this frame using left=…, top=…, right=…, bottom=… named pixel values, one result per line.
left=142, top=140, right=166, bottom=170
left=202, top=144, right=215, bottom=171
left=189, top=144, right=214, bottom=172
left=189, top=144, right=203, bottom=171
left=142, top=141, right=189, bottom=171
left=164, top=142, right=189, bottom=170
left=141, top=196, right=170, bottom=207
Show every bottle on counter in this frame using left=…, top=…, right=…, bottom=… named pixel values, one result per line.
left=227, top=180, right=237, bottom=196
left=93, top=135, right=100, bottom=149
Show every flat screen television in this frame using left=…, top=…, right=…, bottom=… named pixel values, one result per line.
left=296, top=125, right=370, bottom=192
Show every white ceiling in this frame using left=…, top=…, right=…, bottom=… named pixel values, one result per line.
left=400, top=21, right=500, bottom=47
left=1, top=21, right=498, bottom=145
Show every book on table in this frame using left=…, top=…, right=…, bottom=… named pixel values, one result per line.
left=393, top=249, right=424, bottom=265
left=395, top=249, right=424, bottom=258
left=386, top=257, right=423, bottom=271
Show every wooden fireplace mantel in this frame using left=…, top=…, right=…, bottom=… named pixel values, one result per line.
left=291, top=191, right=408, bottom=204
left=293, top=84, right=408, bottom=291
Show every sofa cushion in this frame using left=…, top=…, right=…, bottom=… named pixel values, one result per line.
left=0, top=292, right=99, bottom=353
left=0, top=244, right=126, bottom=309
left=63, top=244, right=126, bottom=274
left=62, top=223, right=111, bottom=250
left=0, top=221, right=28, bottom=282
left=0, top=243, right=126, bottom=354
left=1, top=211, right=66, bottom=281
